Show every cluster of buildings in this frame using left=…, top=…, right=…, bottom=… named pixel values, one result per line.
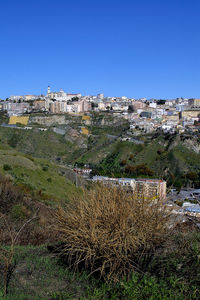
left=1, top=86, right=91, bottom=115
left=0, top=87, right=200, bottom=134
left=91, top=177, right=200, bottom=218
left=127, top=98, right=200, bottom=134
left=92, top=176, right=167, bottom=200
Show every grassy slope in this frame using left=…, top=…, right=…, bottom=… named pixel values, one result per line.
left=1, top=235, right=199, bottom=300
left=75, top=135, right=119, bottom=164
left=0, top=147, right=79, bottom=203
left=0, top=127, right=73, bottom=161
left=0, top=124, right=126, bottom=166
left=0, top=126, right=199, bottom=185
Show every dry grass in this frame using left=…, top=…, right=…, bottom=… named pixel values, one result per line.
left=53, top=184, right=170, bottom=281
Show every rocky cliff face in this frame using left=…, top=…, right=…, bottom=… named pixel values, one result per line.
left=167, top=135, right=200, bottom=154
left=30, top=113, right=128, bottom=129
left=91, top=116, right=128, bottom=126
left=182, top=138, right=200, bottom=154
left=30, top=115, right=66, bottom=126
left=64, top=127, right=87, bottom=148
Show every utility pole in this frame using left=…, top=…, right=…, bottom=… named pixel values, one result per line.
left=75, top=164, right=78, bottom=187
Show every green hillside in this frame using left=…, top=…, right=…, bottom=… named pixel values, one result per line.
left=0, top=148, right=81, bottom=204
left=0, top=123, right=199, bottom=299
left=91, top=134, right=200, bottom=188
left=0, top=124, right=199, bottom=188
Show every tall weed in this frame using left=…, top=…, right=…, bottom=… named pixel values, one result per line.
left=53, top=185, right=170, bottom=281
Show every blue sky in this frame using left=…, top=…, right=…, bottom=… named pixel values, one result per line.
left=0, top=0, right=199, bottom=99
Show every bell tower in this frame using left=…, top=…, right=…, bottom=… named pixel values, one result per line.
left=47, top=85, right=51, bottom=95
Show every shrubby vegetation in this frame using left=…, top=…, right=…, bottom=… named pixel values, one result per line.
left=124, top=163, right=154, bottom=176
left=53, top=185, right=170, bottom=281
left=3, top=164, right=12, bottom=171
left=0, top=173, right=199, bottom=298
left=0, top=123, right=199, bottom=298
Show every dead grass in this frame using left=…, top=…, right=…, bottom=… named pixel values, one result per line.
left=53, top=184, right=170, bottom=281
left=0, top=173, right=57, bottom=246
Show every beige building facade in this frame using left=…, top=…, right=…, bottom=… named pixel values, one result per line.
left=181, top=109, right=200, bottom=119
left=188, top=98, right=200, bottom=108
left=92, top=176, right=166, bottom=200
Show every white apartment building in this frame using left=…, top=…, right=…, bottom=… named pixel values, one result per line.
left=92, top=176, right=166, bottom=199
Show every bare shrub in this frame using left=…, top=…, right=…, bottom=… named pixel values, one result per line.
left=0, top=173, right=57, bottom=246
left=0, top=211, right=38, bottom=296
left=0, top=174, right=24, bottom=215
left=53, top=184, right=170, bottom=281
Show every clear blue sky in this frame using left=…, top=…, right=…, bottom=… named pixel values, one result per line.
left=0, top=0, right=199, bottom=99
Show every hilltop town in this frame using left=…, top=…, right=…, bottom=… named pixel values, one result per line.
left=0, top=87, right=199, bottom=209
left=1, top=86, right=200, bottom=134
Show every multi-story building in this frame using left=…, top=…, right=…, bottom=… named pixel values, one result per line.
left=49, top=99, right=91, bottom=114
left=50, top=101, right=67, bottom=114
left=23, top=95, right=38, bottom=101
left=92, top=176, right=136, bottom=191
left=181, top=109, right=200, bottom=119
left=3, top=102, right=30, bottom=115
left=9, top=95, right=38, bottom=101
left=77, top=99, right=91, bottom=113
left=188, top=98, right=200, bottom=108
left=135, top=179, right=166, bottom=200
left=9, top=95, right=23, bottom=101
left=132, top=101, right=146, bottom=111
left=98, top=102, right=106, bottom=110
left=33, top=100, right=47, bottom=111
left=92, top=176, right=166, bottom=200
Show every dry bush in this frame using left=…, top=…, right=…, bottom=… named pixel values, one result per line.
left=0, top=174, right=24, bottom=215
left=53, top=184, right=170, bottom=281
left=0, top=172, right=57, bottom=246
left=0, top=212, right=39, bottom=296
